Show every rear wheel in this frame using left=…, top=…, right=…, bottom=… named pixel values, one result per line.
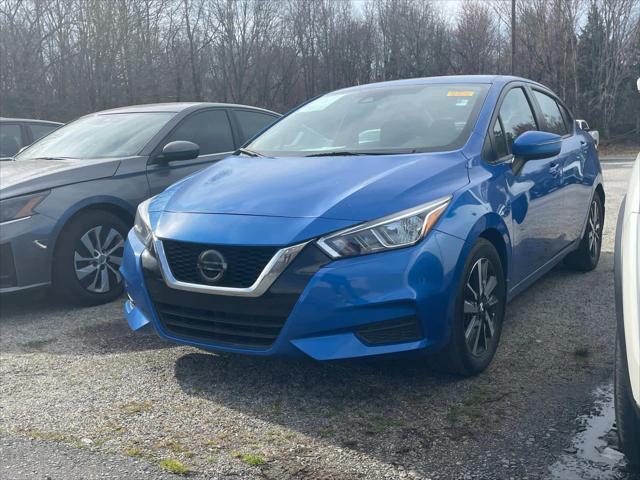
left=565, top=194, right=603, bottom=271
left=53, top=210, right=128, bottom=306
left=434, top=239, right=506, bottom=376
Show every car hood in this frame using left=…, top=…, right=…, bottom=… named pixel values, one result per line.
left=0, top=157, right=122, bottom=200
left=157, top=152, right=469, bottom=223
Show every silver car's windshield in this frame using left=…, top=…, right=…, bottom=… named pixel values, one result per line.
left=247, top=83, right=489, bottom=157
left=15, top=112, right=175, bottom=160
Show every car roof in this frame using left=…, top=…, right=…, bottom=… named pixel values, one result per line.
left=95, top=102, right=279, bottom=116
left=0, top=117, right=63, bottom=126
left=335, top=75, right=546, bottom=93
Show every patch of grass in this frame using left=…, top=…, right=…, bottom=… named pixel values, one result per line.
left=155, top=439, right=194, bottom=457
left=23, top=429, right=70, bottom=443
left=158, top=458, right=190, bottom=475
left=370, top=416, right=406, bottom=433
left=446, top=386, right=511, bottom=425
left=124, top=447, right=143, bottom=458
left=233, top=451, right=266, bottom=466
left=120, top=400, right=153, bottom=414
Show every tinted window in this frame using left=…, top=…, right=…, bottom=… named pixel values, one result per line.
left=498, top=88, right=537, bottom=152
left=30, top=124, right=59, bottom=142
left=235, top=110, right=277, bottom=144
left=166, top=110, right=234, bottom=155
left=16, top=112, right=174, bottom=160
left=0, top=124, right=23, bottom=157
left=247, top=83, right=490, bottom=156
left=533, top=90, right=568, bottom=135
left=492, top=119, right=509, bottom=158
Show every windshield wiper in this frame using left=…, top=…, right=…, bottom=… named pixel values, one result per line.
left=25, top=156, right=73, bottom=161
left=305, top=151, right=386, bottom=157
left=233, top=148, right=263, bottom=157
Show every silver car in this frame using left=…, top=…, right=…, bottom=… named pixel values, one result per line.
left=614, top=153, right=640, bottom=471
left=0, top=103, right=279, bottom=304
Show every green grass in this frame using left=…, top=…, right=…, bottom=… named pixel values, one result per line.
left=158, top=458, right=190, bottom=475
left=124, top=447, right=143, bottom=457
left=234, top=451, right=266, bottom=466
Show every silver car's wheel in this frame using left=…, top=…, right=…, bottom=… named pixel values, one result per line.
left=73, top=226, right=124, bottom=293
left=53, top=210, right=129, bottom=305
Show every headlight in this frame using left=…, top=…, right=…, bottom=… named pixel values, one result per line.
left=317, top=196, right=451, bottom=258
left=133, top=198, right=154, bottom=247
left=0, top=191, right=50, bottom=224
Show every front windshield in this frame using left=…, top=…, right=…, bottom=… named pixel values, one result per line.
left=248, top=83, right=489, bottom=157
left=16, top=112, right=175, bottom=160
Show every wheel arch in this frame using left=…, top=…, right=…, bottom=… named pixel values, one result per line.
left=49, top=197, right=136, bottom=270
left=464, top=213, right=512, bottom=285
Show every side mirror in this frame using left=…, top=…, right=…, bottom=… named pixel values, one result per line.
left=512, top=131, right=562, bottom=160
left=158, top=141, right=199, bottom=162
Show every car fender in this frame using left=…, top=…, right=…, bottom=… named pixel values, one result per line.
left=46, top=194, right=138, bottom=256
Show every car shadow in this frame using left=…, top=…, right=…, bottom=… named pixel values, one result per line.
left=171, top=250, right=618, bottom=474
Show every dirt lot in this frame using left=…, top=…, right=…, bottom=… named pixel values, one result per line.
left=0, top=160, right=637, bottom=480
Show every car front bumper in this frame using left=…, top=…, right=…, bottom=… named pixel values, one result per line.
left=122, top=227, right=468, bottom=361
left=0, top=214, right=57, bottom=293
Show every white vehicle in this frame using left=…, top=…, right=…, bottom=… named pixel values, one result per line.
left=614, top=152, right=640, bottom=471
left=576, top=119, right=599, bottom=148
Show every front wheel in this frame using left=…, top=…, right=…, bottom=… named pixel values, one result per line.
left=434, top=239, right=506, bottom=376
left=53, top=210, right=128, bottom=306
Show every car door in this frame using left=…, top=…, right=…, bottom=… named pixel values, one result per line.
left=146, top=109, right=236, bottom=195
left=530, top=89, right=593, bottom=243
left=490, top=86, right=566, bottom=285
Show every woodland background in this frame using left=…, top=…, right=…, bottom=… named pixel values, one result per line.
left=1, top=0, right=638, bottom=141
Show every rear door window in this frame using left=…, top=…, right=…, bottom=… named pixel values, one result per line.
left=29, top=123, right=60, bottom=142
left=164, top=110, right=234, bottom=155
left=498, top=88, right=538, bottom=153
left=233, top=110, right=278, bottom=144
left=0, top=124, right=23, bottom=157
left=532, top=90, right=569, bottom=136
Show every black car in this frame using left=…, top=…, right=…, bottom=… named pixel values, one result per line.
left=0, top=103, right=279, bottom=304
left=0, top=117, right=63, bottom=158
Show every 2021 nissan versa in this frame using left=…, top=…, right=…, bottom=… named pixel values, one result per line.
left=123, top=76, right=604, bottom=375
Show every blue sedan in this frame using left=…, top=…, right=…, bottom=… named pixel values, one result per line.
left=122, top=75, right=603, bottom=375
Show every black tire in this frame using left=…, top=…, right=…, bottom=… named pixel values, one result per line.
left=615, top=333, right=640, bottom=471
left=433, top=239, right=506, bottom=376
left=565, top=193, right=603, bottom=272
left=52, top=210, right=128, bottom=306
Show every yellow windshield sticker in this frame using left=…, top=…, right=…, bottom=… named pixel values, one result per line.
left=447, top=91, right=475, bottom=97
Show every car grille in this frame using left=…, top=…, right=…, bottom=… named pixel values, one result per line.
left=155, top=302, right=284, bottom=348
left=162, top=240, right=278, bottom=288
left=143, top=243, right=331, bottom=349
left=356, top=316, right=422, bottom=346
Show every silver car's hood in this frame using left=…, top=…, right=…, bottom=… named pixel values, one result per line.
left=0, top=158, right=123, bottom=200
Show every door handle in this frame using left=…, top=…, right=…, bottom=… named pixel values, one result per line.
left=549, top=162, right=561, bottom=176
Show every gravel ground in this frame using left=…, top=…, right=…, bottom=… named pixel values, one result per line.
left=0, top=161, right=636, bottom=479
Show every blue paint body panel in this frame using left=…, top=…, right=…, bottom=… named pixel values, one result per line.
left=123, top=75, right=603, bottom=360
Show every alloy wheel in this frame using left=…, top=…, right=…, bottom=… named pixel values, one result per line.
left=587, top=199, right=601, bottom=259
left=73, top=225, right=124, bottom=293
left=463, top=257, right=500, bottom=357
